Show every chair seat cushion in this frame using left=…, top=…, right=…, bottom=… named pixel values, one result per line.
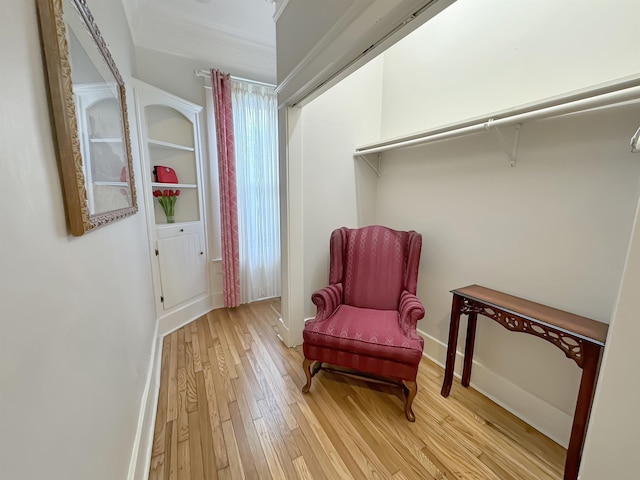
left=303, top=305, right=423, bottom=366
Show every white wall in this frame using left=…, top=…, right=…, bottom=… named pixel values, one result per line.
left=0, top=1, right=157, bottom=479
left=377, top=105, right=640, bottom=445
left=580, top=187, right=640, bottom=478
left=136, top=46, right=212, bottom=107
left=300, top=57, right=384, bottom=318
left=381, top=0, right=640, bottom=138
left=375, top=0, right=640, bottom=446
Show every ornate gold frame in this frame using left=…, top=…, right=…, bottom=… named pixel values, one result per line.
left=37, top=0, right=137, bottom=236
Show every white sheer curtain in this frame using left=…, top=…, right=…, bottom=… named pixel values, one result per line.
left=231, top=81, right=281, bottom=303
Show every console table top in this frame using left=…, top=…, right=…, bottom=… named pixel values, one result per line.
left=451, top=284, right=609, bottom=345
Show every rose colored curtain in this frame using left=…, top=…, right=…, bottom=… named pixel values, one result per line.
left=211, top=69, right=240, bottom=307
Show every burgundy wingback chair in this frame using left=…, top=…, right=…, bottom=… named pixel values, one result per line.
left=301, top=225, right=425, bottom=421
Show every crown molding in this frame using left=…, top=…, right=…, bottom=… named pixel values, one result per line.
left=143, top=4, right=275, bottom=49
left=137, top=40, right=276, bottom=80
left=120, top=0, right=276, bottom=77
left=131, top=6, right=276, bottom=76
left=273, top=0, right=290, bottom=22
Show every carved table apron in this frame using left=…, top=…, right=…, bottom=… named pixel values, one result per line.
left=440, top=285, right=608, bottom=480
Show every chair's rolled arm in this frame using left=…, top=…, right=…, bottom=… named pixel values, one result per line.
left=311, top=283, right=343, bottom=321
left=399, top=290, right=425, bottom=342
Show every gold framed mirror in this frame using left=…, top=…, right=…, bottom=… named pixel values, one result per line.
left=37, top=0, right=137, bottom=236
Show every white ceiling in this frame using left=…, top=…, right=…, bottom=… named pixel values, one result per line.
left=120, top=0, right=277, bottom=81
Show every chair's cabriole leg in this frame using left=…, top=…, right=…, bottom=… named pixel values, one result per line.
left=402, top=380, right=418, bottom=422
left=302, top=358, right=313, bottom=393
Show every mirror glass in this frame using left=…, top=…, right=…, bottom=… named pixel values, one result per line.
left=64, top=0, right=133, bottom=215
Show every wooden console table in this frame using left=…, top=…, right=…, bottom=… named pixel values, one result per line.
left=440, top=285, right=608, bottom=480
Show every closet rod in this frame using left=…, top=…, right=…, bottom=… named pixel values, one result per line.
left=194, top=69, right=276, bottom=88
left=355, top=80, right=640, bottom=156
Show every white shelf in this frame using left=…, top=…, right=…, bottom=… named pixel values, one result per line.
left=148, top=138, right=194, bottom=152
left=90, top=138, right=123, bottom=143
left=151, top=182, right=197, bottom=189
left=93, top=181, right=127, bottom=186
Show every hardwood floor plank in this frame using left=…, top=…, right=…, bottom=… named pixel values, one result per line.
left=165, top=421, right=177, bottom=480
left=253, top=416, right=288, bottom=479
left=238, top=353, right=265, bottom=403
left=176, top=368, right=189, bottom=443
left=205, top=312, right=220, bottom=343
left=245, top=319, right=289, bottom=379
left=216, top=467, right=232, bottom=480
left=200, top=315, right=215, bottom=349
left=228, top=307, right=253, bottom=352
left=148, top=453, right=165, bottom=480
left=343, top=394, right=439, bottom=479
left=225, top=402, right=266, bottom=480
left=232, top=361, right=262, bottom=420
left=190, top=325, right=203, bottom=373
left=177, top=441, right=191, bottom=480
left=195, top=318, right=210, bottom=365
left=202, top=363, right=229, bottom=468
left=167, top=333, right=179, bottom=422
left=245, top=323, right=299, bottom=407
left=301, top=385, right=389, bottom=480
left=291, top=402, right=354, bottom=480
left=187, top=411, right=205, bottom=480
left=184, top=342, right=198, bottom=413
left=290, top=427, right=329, bottom=480
left=230, top=380, right=272, bottom=480
left=244, top=343, right=298, bottom=431
left=449, top=384, right=566, bottom=471
left=256, top=398, right=301, bottom=462
left=392, top=471, right=412, bottom=480
left=177, top=329, right=186, bottom=370
left=183, top=322, right=192, bottom=343
left=218, top=309, right=242, bottom=366
left=211, top=338, right=238, bottom=401
left=148, top=300, right=565, bottom=480
left=292, top=456, right=313, bottom=480
left=206, top=346, right=232, bottom=422
left=176, top=329, right=189, bottom=442
left=195, top=371, right=218, bottom=479
left=221, top=418, right=246, bottom=480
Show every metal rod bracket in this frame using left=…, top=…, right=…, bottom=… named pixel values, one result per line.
left=630, top=125, right=640, bottom=153
left=357, top=153, right=381, bottom=177
left=487, top=120, right=522, bottom=167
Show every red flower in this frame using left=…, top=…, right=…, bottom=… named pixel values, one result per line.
left=154, top=187, right=180, bottom=222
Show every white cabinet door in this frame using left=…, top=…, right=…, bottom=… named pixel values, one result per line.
left=157, top=232, right=207, bottom=310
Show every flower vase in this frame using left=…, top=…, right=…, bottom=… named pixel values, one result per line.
left=166, top=215, right=175, bottom=224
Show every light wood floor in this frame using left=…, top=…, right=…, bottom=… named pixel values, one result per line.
left=148, top=299, right=565, bottom=480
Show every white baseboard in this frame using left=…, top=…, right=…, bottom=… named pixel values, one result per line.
left=276, top=315, right=292, bottom=346
left=127, top=324, right=162, bottom=480
left=211, top=291, right=224, bottom=310
left=158, top=294, right=215, bottom=336
left=417, top=328, right=572, bottom=448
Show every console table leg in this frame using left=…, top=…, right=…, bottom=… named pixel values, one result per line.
left=462, top=312, right=478, bottom=388
left=564, top=342, right=601, bottom=480
left=441, top=294, right=462, bottom=397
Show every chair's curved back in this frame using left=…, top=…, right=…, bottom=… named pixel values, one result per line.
left=329, top=226, right=422, bottom=311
